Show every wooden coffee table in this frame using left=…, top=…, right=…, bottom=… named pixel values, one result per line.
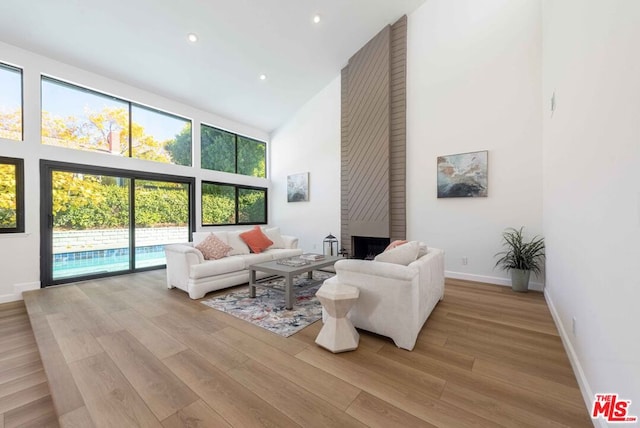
left=249, top=256, right=341, bottom=309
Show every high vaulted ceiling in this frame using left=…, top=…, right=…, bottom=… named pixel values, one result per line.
left=0, top=0, right=425, bottom=133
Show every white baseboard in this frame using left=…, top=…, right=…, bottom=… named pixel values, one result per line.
left=544, top=291, right=601, bottom=427
left=0, top=281, right=41, bottom=304
left=445, top=270, right=544, bottom=292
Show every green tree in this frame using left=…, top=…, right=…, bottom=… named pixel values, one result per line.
left=238, top=188, right=266, bottom=223
left=0, top=163, right=17, bottom=227
left=165, top=123, right=193, bottom=166
left=201, top=126, right=235, bottom=173
left=42, top=106, right=176, bottom=164
left=202, top=183, right=236, bottom=224
left=237, top=136, right=266, bottom=178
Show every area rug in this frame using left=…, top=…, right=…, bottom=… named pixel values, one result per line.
left=201, top=271, right=334, bottom=337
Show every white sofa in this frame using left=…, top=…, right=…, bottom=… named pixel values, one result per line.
left=322, top=246, right=445, bottom=350
left=164, top=229, right=303, bottom=299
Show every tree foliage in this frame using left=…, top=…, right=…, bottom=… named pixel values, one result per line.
left=165, top=123, right=193, bottom=166
left=40, top=106, right=190, bottom=165
left=52, top=173, right=190, bottom=229
left=199, top=126, right=265, bottom=178
left=0, top=108, right=22, bottom=141
left=0, top=164, right=17, bottom=227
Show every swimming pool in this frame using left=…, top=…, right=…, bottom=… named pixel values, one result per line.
left=53, top=245, right=166, bottom=279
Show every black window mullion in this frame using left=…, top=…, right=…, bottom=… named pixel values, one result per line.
left=234, top=134, right=239, bottom=174
left=128, top=103, right=133, bottom=158
left=129, top=178, right=136, bottom=270
left=0, top=156, right=25, bottom=234
left=234, top=186, right=240, bottom=225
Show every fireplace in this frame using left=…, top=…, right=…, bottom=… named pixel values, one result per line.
left=352, top=236, right=390, bottom=260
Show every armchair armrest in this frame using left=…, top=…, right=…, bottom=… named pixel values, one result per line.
left=281, top=235, right=299, bottom=249
left=334, top=259, right=418, bottom=282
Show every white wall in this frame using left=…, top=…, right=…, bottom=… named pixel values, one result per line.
left=542, top=0, right=640, bottom=414
left=270, top=76, right=341, bottom=253
left=0, top=41, right=269, bottom=303
left=407, top=0, right=543, bottom=287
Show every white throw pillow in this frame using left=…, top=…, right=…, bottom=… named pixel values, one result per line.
left=227, top=231, right=251, bottom=255
left=263, top=227, right=285, bottom=249
left=418, top=242, right=428, bottom=258
left=374, top=240, right=419, bottom=265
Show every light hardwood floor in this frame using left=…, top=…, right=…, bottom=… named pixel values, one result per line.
left=0, top=300, right=58, bottom=427
left=14, top=270, right=591, bottom=427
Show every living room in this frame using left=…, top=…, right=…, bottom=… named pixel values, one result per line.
left=0, top=0, right=638, bottom=427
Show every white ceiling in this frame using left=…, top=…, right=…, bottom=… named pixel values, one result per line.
left=0, top=0, right=425, bottom=133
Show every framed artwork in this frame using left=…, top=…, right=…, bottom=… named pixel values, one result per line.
left=437, top=150, right=488, bottom=198
left=287, top=172, right=309, bottom=202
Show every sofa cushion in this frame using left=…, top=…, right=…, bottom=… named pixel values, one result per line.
left=227, top=231, right=251, bottom=255
left=374, top=240, right=419, bottom=265
left=263, top=227, right=285, bottom=249
left=240, top=226, right=273, bottom=253
left=195, top=234, right=233, bottom=260
left=238, top=252, right=274, bottom=268
left=190, top=257, right=246, bottom=279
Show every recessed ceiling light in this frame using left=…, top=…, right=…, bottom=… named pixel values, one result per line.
left=259, top=74, right=267, bottom=81
left=313, top=14, right=321, bottom=24
left=187, top=33, right=198, bottom=43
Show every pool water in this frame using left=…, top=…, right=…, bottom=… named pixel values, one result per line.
left=53, top=245, right=166, bottom=279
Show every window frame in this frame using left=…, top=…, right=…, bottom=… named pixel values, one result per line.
left=200, top=123, right=267, bottom=178
left=0, top=62, right=24, bottom=142
left=40, top=76, right=193, bottom=166
left=201, top=180, right=267, bottom=227
left=0, top=156, right=25, bottom=234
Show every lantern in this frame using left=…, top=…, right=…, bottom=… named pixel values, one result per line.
left=323, top=233, right=339, bottom=256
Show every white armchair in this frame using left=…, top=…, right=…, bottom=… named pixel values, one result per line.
left=322, top=247, right=445, bottom=350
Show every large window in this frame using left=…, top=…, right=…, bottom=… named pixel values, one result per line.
left=0, top=63, right=22, bottom=141
left=0, top=156, right=24, bottom=233
left=41, top=161, right=194, bottom=285
left=202, top=181, right=267, bottom=226
left=201, top=124, right=266, bottom=178
left=41, top=77, right=192, bottom=166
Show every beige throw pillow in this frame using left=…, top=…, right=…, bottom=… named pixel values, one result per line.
left=227, top=231, right=251, bottom=255
left=195, top=234, right=233, bottom=260
left=374, top=240, right=419, bottom=265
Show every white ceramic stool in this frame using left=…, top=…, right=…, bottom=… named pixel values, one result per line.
left=315, top=282, right=360, bottom=353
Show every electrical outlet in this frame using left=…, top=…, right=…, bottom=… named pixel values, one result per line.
left=551, top=91, right=556, bottom=116
left=572, top=317, right=577, bottom=336
left=462, top=257, right=468, bottom=266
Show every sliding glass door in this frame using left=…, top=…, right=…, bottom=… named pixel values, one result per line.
left=51, top=171, right=131, bottom=280
left=134, top=180, right=189, bottom=269
left=41, top=161, right=194, bottom=286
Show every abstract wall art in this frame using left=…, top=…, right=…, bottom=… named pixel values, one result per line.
left=437, top=151, right=488, bottom=198
left=287, top=172, right=309, bottom=202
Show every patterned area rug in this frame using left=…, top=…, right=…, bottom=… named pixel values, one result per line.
left=201, top=271, right=334, bottom=337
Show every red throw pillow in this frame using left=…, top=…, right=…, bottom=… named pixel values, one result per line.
left=239, top=226, right=273, bottom=253
left=384, top=240, right=408, bottom=252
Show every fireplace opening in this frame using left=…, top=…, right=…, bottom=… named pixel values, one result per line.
left=352, top=236, right=390, bottom=260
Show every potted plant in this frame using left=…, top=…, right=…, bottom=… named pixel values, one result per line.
left=494, top=227, right=545, bottom=292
